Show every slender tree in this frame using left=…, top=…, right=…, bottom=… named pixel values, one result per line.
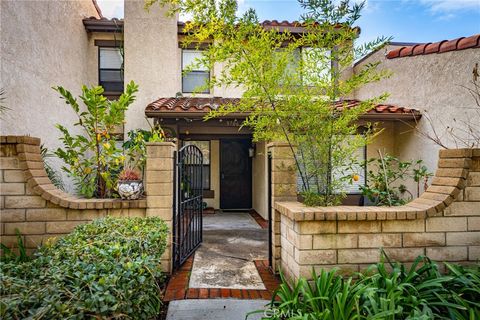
left=147, top=0, right=391, bottom=205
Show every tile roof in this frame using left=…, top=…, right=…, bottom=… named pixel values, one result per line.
left=84, top=17, right=352, bottom=35
left=145, top=97, right=421, bottom=120
left=387, top=34, right=480, bottom=59
left=83, top=17, right=123, bottom=33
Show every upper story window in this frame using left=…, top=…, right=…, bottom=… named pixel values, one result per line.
left=99, top=47, right=124, bottom=93
left=182, top=50, right=210, bottom=94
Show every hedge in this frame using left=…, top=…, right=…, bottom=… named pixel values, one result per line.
left=0, top=216, right=169, bottom=319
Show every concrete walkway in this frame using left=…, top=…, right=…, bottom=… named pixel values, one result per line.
left=188, top=212, right=268, bottom=290
left=166, top=299, right=270, bottom=320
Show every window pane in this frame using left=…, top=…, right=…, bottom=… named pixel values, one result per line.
left=99, top=70, right=123, bottom=92
left=182, top=50, right=207, bottom=71
left=100, top=69, right=122, bottom=82
left=296, top=138, right=365, bottom=194
left=203, top=166, right=210, bottom=190
left=183, top=141, right=210, bottom=164
left=182, top=71, right=210, bottom=93
left=302, top=47, right=331, bottom=85
left=100, top=47, right=123, bottom=69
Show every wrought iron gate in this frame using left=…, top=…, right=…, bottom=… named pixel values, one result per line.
left=173, top=144, right=203, bottom=270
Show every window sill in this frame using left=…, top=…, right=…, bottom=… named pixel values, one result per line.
left=203, top=190, right=215, bottom=198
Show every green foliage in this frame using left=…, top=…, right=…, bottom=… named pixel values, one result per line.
left=0, top=216, right=169, bottom=319
left=147, top=0, right=391, bottom=206
left=360, top=152, right=432, bottom=206
left=0, top=87, right=9, bottom=118
left=260, top=255, right=480, bottom=320
left=123, top=118, right=165, bottom=172
left=53, top=81, right=138, bottom=198
left=0, top=229, right=30, bottom=263
left=40, top=144, right=65, bottom=191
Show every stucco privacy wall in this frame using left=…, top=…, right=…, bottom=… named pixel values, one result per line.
left=0, top=136, right=175, bottom=273
left=354, top=46, right=479, bottom=182
left=269, top=144, right=480, bottom=281
left=124, top=0, right=181, bottom=134
left=0, top=0, right=99, bottom=192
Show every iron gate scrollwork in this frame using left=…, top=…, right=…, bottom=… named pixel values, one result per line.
left=173, top=144, right=203, bottom=270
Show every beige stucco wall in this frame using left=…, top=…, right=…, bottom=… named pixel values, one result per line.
left=253, top=141, right=268, bottom=219
left=124, top=0, right=181, bottom=133
left=354, top=46, right=480, bottom=176
left=205, top=140, right=220, bottom=209
left=0, top=0, right=99, bottom=192
left=367, top=121, right=395, bottom=159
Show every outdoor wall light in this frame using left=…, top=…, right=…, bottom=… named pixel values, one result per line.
left=249, top=143, right=256, bottom=158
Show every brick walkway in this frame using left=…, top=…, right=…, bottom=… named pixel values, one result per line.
left=163, top=212, right=279, bottom=302
left=164, top=258, right=280, bottom=301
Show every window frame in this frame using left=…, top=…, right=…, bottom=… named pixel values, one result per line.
left=181, top=140, right=211, bottom=190
left=98, top=46, right=124, bottom=93
left=181, top=49, right=210, bottom=94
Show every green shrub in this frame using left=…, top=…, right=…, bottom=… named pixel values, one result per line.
left=261, top=255, right=480, bottom=319
left=0, top=217, right=169, bottom=319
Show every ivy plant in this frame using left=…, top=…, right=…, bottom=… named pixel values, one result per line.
left=53, top=81, right=138, bottom=198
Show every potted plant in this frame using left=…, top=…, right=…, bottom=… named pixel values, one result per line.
left=117, top=167, right=144, bottom=200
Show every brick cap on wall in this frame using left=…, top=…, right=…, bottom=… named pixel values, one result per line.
left=145, top=141, right=177, bottom=147
left=274, top=147, right=479, bottom=222
left=1, top=135, right=147, bottom=210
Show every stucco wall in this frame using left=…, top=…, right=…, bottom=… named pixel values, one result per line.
left=270, top=144, right=480, bottom=280
left=124, top=0, right=181, bottom=134
left=252, top=141, right=268, bottom=219
left=0, top=0, right=99, bottom=192
left=354, top=47, right=480, bottom=176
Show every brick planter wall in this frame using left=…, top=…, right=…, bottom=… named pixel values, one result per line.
left=268, top=145, right=480, bottom=281
left=0, top=136, right=176, bottom=273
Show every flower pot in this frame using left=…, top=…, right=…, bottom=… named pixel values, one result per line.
left=118, top=180, right=144, bottom=200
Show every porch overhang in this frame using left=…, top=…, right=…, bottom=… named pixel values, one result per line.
left=145, top=97, right=422, bottom=121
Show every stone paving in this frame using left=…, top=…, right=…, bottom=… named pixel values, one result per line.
left=163, top=211, right=280, bottom=302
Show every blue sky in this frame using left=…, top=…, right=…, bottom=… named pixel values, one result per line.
left=97, top=0, right=480, bottom=45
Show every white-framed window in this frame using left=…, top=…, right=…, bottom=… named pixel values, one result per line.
left=182, top=50, right=210, bottom=93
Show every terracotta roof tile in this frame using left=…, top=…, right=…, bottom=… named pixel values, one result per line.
left=457, top=34, right=480, bottom=50
left=387, top=34, right=479, bottom=59
left=146, top=97, right=421, bottom=120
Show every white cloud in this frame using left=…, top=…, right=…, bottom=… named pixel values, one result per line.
left=97, top=0, right=124, bottom=18
left=419, top=0, right=480, bottom=14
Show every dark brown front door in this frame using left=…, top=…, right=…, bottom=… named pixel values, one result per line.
left=220, top=139, right=252, bottom=210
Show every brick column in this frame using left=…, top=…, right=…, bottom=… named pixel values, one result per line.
left=267, top=142, right=297, bottom=273
left=145, top=142, right=176, bottom=274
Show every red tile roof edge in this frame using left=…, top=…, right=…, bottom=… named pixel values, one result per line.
left=387, top=34, right=480, bottom=59
left=145, top=97, right=421, bottom=119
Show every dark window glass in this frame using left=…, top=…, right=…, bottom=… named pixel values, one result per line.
left=183, top=140, right=211, bottom=190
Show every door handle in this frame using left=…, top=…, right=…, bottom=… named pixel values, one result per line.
left=221, top=172, right=224, bottom=179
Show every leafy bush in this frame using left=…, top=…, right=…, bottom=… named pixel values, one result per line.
left=360, top=152, right=432, bottom=206
left=54, top=82, right=138, bottom=198
left=0, top=217, right=169, bottom=319
left=262, top=255, right=480, bottom=319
